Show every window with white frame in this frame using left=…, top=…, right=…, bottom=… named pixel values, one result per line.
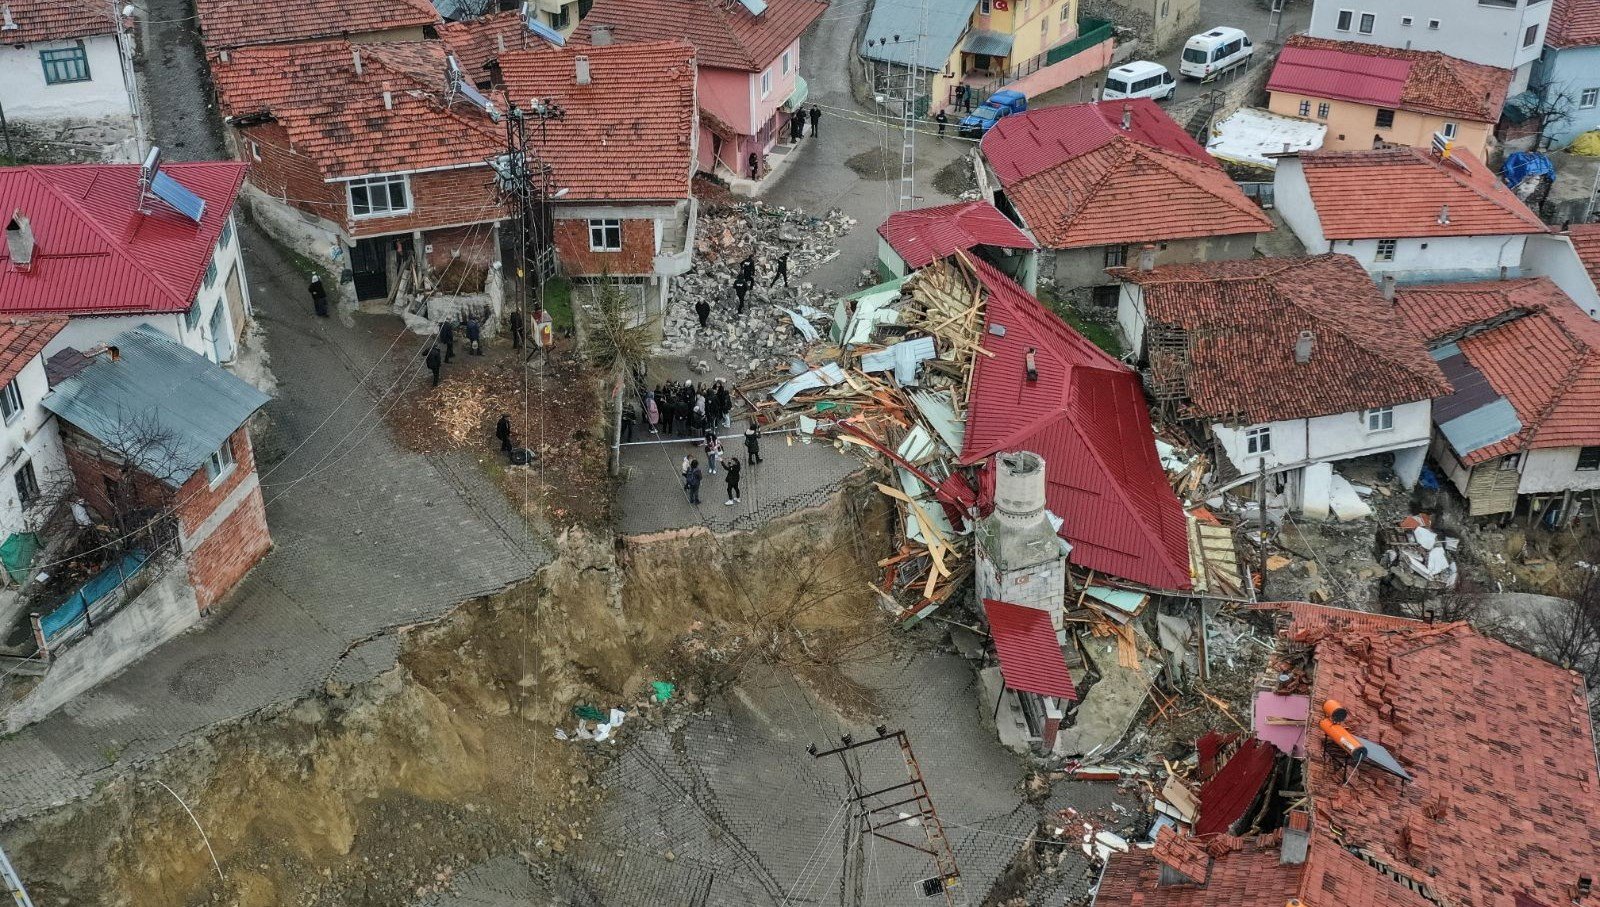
left=187, top=300, right=203, bottom=331
left=1365, top=406, right=1394, bottom=431
left=782, top=50, right=792, bottom=75
left=1040, top=18, right=1048, bottom=42
left=1358, top=12, right=1375, bottom=33
left=1442, top=121, right=1458, bottom=139
left=1500, top=453, right=1521, bottom=471
left=1376, top=238, right=1398, bottom=261
left=204, top=439, right=236, bottom=485
left=1400, top=15, right=1412, bottom=25
left=220, top=216, right=234, bottom=247
left=347, top=174, right=410, bottom=218
left=1317, top=102, right=1330, bottom=119
left=14, top=461, right=39, bottom=509
left=0, top=379, right=21, bottom=425
left=1245, top=426, right=1272, bottom=456
left=1061, top=3, right=1072, bottom=20
left=203, top=258, right=218, bottom=288
left=1335, top=8, right=1353, bottom=29
left=760, top=68, right=771, bottom=98
left=1582, top=88, right=1600, bottom=109
left=249, top=141, right=262, bottom=162
left=588, top=219, right=622, bottom=251
left=1523, top=24, right=1539, bottom=47
left=980, top=0, right=990, bottom=13
left=1579, top=446, right=1600, bottom=471
left=1298, top=100, right=1311, bottom=116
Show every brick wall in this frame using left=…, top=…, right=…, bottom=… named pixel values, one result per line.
left=423, top=222, right=500, bottom=272
left=186, top=487, right=271, bottom=611
left=234, top=122, right=345, bottom=227
left=553, top=216, right=656, bottom=276
left=173, top=427, right=256, bottom=536
left=350, top=168, right=506, bottom=238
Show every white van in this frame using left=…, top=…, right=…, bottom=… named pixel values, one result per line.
left=1102, top=61, right=1176, bottom=101
left=1180, top=27, right=1253, bottom=79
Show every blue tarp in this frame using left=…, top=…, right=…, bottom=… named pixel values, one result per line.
left=1502, top=151, right=1554, bottom=188
left=39, top=550, right=151, bottom=641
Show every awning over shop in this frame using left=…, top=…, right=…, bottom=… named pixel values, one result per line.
left=983, top=598, right=1078, bottom=700
left=962, top=29, right=1013, bottom=58
left=783, top=75, right=809, bottom=113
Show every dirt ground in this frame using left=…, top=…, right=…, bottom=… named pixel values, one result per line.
left=4, top=488, right=888, bottom=906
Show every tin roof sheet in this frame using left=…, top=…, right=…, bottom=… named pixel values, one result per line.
left=982, top=598, right=1077, bottom=699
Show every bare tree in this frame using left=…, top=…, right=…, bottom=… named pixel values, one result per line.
left=66, top=409, right=191, bottom=556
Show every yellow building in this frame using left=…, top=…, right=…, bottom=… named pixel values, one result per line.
left=930, top=0, right=1109, bottom=110
left=1266, top=35, right=1511, bottom=160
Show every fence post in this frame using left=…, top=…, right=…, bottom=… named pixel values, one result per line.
left=28, top=613, right=47, bottom=663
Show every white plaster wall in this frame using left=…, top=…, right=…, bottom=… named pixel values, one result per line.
left=1117, top=284, right=1148, bottom=358
left=1333, top=234, right=1528, bottom=282
left=1519, top=447, right=1600, bottom=494
left=0, top=34, right=132, bottom=121
left=1272, top=158, right=1327, bottom=253
left=1307, top=0, right=1549, bottom=72
left=0, top=356, right=70, bottom=541
left=1213, top=399, right=1432, bottom=476
left=1523, top=233, right=1600, bottom=319
left=878, top=236, right=907, bottom=278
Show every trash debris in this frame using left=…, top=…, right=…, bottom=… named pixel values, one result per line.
left=650, top=681, right=675, bottom=702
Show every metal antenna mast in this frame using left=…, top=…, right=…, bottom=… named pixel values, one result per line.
left=810, top=727, right=968, bottom=907
left=0, top=841, right=36, bottom=907
left=899, top=0, right=928, bottom=211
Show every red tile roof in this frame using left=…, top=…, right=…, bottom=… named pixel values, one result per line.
left=961, top=257, right=1191, bottom=590
left=1296, top=146, right=1546, bottom=240
left=1096, top=833, right=1305, bottom=907
left=1397, top=278, right=1600, bottom=462
left=212, top=41, right=504, bottom=181
left=0, top=162, right=247, bottom=316
left=984, top=101, right=1271, bottom=249
left=0, top=318, right=67, bottom=387
left=1195, top=738, right=1276, bottom=836
left=1271, top=36, right=1511, bottom=123
left=1548, top=0, right=1600, bottom=48
left=981, top=598, right=1077, bottom=700
left=438, top=10, right=535, bottom=80
left=0, top=0, right=114, bottom=44
left=196, top=0, right=439, bottom=51
left=571, top=0, right=825, bottom=72
left=1112, top=255, right=1449, bottom=424
left=1570, top=224, right=1600, bottom=289
left=877, top=201, right=1035, bottom=270
left=496, top=42, right=698, bottom=202
left=1299, top=614, right=1600, bottom=907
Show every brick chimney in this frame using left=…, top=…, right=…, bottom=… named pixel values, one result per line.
left=591, top=24, right=613, bottom=45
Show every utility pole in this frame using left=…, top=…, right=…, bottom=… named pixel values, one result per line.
left=809, top=727, right=968, bottom=907
left=867, top=31, right=925, bottom=211
left=0, top=840, right=37, bottom=907
left=492, top=94, right=564, bottom=337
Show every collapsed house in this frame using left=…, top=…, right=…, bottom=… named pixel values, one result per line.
left=1093, top=601, right=1600, bottom=907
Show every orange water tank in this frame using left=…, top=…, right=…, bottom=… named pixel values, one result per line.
left=1322, top=699, right=1349, bottom=723
left=1319, top=718, right=1365, bottom=757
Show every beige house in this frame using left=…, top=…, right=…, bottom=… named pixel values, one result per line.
left=1092, top=0, right=1200, bottom=53
left=1266, top=35, right=1510, bottom=160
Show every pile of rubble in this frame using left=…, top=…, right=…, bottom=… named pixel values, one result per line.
left=660, top=203, right=856, bottom=375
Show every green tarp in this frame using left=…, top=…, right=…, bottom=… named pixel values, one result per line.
left=0, top=532, right=38, bottom=583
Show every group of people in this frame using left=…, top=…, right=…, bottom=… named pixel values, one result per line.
left=750, top=106, right=823, bottom=179
left=692, top=252, right=792, bottom=330
left=423, top=309, right=490, bottom=386
left=642, top=379, right=733, bottom=437
left=680, top=423, right=763, bottom=506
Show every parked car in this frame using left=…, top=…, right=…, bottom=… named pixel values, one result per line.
left=1102, top=61, right=1176, bottom=101
left=959, top=89, right=1028, bottom=138
left=1179, top=27, right=1253, bottom=79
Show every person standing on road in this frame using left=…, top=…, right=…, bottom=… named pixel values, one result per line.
left=660, top=387, right=676, bottom=435
left=768, top=252, right=790, bottom=288
left=695, top=297, right=712, bottom=329
left=790, top=113, right=804, bottom=142
left=713, top=380, right=732, bottom=428
left=465, top=313, right=483, bottom=355
left=748, top=152, right=761, bottom=180
left=684, top=458, right=702, bottom=505
left=693, top=391, right=708, bottom=436
left=936, top=110, right=948, bottom=135
left=439, top=319, right=456, bottom=362
left=723, top=456, right=742, bottom=505
left=426, top=344, right=443, bottom=387
left=509, top=309, right=525, bottom=349
left=705, top=433, right=722, bottom=475
left=744, top=424, right=762, bottom=464
left=622, top=402, right=636, bottom=442
left=495, top=414, right=513, bottom=452
left=808, top=105, right=821, bottom=137
left=309, top=274, right=330, bottom=317
left=644, top=391, right=660, bottom=435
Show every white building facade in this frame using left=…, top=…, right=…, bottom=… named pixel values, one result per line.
left=0, top=30, right=138, bottom=127
left=1307, top=0, right=1552, bottom=92
left=0, top=350, right=68, bottom=553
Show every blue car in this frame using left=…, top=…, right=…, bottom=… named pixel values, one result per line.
left=959, top=89, right=1028, bottom=137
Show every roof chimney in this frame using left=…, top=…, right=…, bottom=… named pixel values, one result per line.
left=1499, top=265, right=1509, bottom=281
left=353, top=47, right=363, bottom=76
left=1025, top=347, right=1038, bottom=382
left=382, top=81, right=393, bottom=110
left=496, top=33, right=506, bottom=52
left=218, top=48, right=230, bottom=63
left=1280, top=809, right=1310, bottom=866
left=575, top=55, right=591, bottom=85
left=591, top=24, right=613, bottom=45
left=1380, top=273, right=1396, bottom=302
left=1, top=5, right=16, bottom=30
left=1294, top=329, right=1315, bottom=365
left=6, top=211, right=35, bottom=271
left=1437, top=204, right=1450, bottom=225
left=1121, top=103, right=1132, bottom=130
left=1138, top=243, right=1157, bottom=271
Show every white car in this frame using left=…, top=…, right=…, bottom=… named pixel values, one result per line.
left=1180, top=27, right=1254, bottom=79
left=1103, top=61, right=1177, bottom=101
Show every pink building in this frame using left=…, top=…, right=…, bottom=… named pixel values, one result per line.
left=573, top=0, right=824, bottom=181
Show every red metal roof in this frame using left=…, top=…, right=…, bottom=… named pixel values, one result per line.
left=980, top=598, right=1077, bottom=700
left=0, top=162, right=247, bottom=316
left=0, top=318, right=67, bottom=387
left=496, top=42, right=699, bottom=203
left=196, top=0, right=439, bottom=50
left=1270, top=36, right=1511, bottom=123
left=1548, top=0, right=1600, bottom=48
left=572, top=0, right=825, bottom=72
left=961, top=258, right=1191, bottom=590
left=1396, top=278, right=1600, bottom=464
left=982, top=101, right=1270, bottom=250
left=1195, top=738, right=1276, bottom=836
left=0, top=0, right=114, bottom=44
left=1297, top=146, right=1546, bottom=240
left=212, top=41, right=504, bottom=181
left=1112, top=254, right=1450, bottom=424
left=876, top=201, right=1034, bottom=270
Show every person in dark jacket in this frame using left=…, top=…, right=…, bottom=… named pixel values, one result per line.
left=464, top=313, right=483, bottom=355
left=739, top=254, right=756, bottom=285
left=509, top=309, right=525, bottom=349
left=768, top=252, right=790, bottom=288
left=744, top=424, right=762, bottom=464
left=309, top=274, right=329, bottom=317
left=695, top=298, right=712, bottom=329
left=683, top=458, right=702, bottom=505
left=808, top=105, right=821, bottom=136
left=660, top=388, right=677, bottom=435
left=426, top=344, right=443, bottom=387
left=936, top=109, right=949, bottom=135
left=713, top=380, right=732, bottom=428
left=495, top=414, right=512, bottom=452
left=723, top=456, right=741, bottom=505
left=734, top=277, right=750, bottom=315
left=748, top=152, right=761, bottom=179
left=439, top=320, right=456, bottom=362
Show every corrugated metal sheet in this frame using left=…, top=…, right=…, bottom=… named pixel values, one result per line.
left=1195, top=737, right=1276, bottom=835
left=860, top=0, right=980, bottom=69
left=982, top=598, right=1077, bottom=700
left=1433, top=348, right=1522, bottom=457
left=961, top=28, right=1013, bottom=57
left=877, top=200, right=1034, bottom=270
left=42, top=325, right=271, bottom=482
left=1267, top=45, right=1409, bottom=108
